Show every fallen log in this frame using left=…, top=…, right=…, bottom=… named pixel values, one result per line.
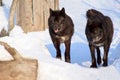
left=0, top=41, right=38, bottom=80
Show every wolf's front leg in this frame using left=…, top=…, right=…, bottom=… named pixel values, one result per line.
left=65, top=40, right=71, bottom=63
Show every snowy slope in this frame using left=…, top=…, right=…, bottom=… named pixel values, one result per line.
left=0, top=0, right=120, bottom=80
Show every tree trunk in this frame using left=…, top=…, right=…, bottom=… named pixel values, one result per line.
left=0, top=0, right=2, bottom=6
left=54, top=0, right=59, bottom=10
left=9, top=0, right=19, bottom=32
left=17, top=0, right=33, bottom=32
left=16, top=0, right=59, bottom=32
left=33, top=0, right=44, bottom=31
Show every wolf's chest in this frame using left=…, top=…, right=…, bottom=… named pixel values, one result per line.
left=55, top=35, right=69, bottom=43
left=92, top=42, right=104, bottom=47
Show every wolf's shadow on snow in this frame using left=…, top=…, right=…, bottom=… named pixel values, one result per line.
left=46, top=42, right=119, bottom=67
left=46, top=42, right=91, bottom=67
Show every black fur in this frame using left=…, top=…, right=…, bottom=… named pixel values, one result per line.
left=85, top=9, right=113, bottom=68
left=48, top=8, right=74, bottom=63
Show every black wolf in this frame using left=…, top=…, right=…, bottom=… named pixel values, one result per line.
left=85, top=9, right=113, bottom=68
left=48, top=8, right=74, bottom=63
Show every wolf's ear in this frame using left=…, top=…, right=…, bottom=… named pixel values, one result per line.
left=60, top=8, right=65, bottom=17
left=49, top=8, right=53, bottom=16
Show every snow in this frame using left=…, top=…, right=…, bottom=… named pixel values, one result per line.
left=0, top=0, right=120, bottom=80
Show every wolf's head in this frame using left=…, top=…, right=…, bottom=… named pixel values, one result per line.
left=86, top=9, right=104, bottom=25
left=48, top=8, right=66, bottom=33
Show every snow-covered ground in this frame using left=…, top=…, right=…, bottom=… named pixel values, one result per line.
left=0, top=0, right=120, bottom=80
